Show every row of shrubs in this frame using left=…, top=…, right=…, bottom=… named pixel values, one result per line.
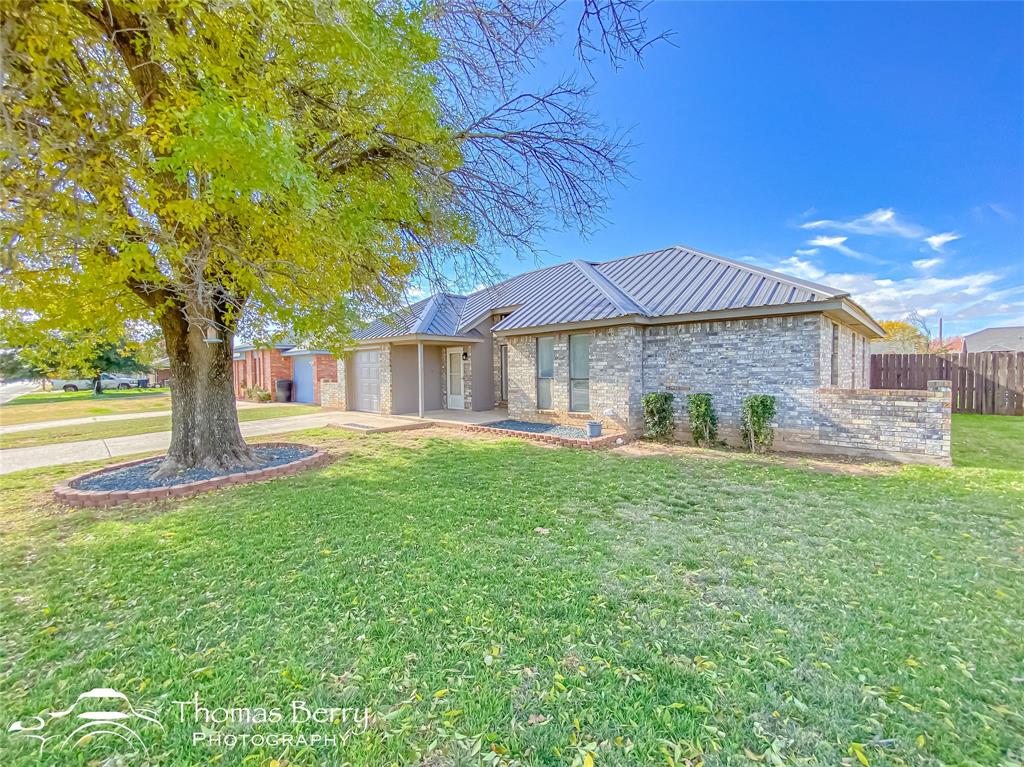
left=641, top=391, right=777, bottom=453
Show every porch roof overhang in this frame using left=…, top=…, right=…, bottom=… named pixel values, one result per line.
left=490, top=297, right=885, bottom=339
left=355, top=333, right=485, bottom=347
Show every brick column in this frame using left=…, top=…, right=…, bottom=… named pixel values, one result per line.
left=379, top=344, right=394, bottom=415
left=321, top=355, right=347, bottom=410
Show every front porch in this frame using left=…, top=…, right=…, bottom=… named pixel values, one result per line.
left=326, top=335, right=504, bottom=418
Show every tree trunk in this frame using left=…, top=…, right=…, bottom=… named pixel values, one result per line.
left=152, top=307, right=255, bottom=478
left=92, top=376, right=102, bottom=396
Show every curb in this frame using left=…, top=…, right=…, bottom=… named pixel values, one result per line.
left=54, top=443, right=332, bottom=508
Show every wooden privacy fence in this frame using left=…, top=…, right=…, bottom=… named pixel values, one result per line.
left=870, top=352, right=1024, bottom=415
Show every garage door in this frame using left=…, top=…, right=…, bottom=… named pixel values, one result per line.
left=354, top=349, right=380, bottom=412
left=292, top=355, right=315, bottom=403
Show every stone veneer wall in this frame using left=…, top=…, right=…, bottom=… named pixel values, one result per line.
left=320, top=380, right=345, bottom=409
left=812, top=381, right=951, bottom=465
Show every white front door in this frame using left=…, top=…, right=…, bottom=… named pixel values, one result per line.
left=446, top=347, right=464, bottom=409
left=354, top=349, right=381, bottom=412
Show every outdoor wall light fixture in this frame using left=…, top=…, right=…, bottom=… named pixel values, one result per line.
left=462, top=351, right=469, bottom=361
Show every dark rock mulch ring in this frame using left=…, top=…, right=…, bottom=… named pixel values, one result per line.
left=55, top=443, right=330, bottom=508
left=71, top=444, right=316, bottom=491
left=484, top=419, right=590, bottom=440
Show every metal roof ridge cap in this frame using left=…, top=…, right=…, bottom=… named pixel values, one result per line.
left=412, top=294, right=442, bottom=335
left=571, top=259, right=649, bottom=316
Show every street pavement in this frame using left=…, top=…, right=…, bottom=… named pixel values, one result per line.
left=0, top=411, right=338, bottom=475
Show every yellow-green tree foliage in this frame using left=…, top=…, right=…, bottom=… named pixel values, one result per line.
left=1, top=0, right=467, bottom=351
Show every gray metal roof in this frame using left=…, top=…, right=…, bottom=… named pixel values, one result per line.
left=357, top=244, right=858, bottom=341
left=964, top=325, right=1024, bottom=352
left=481, top=245, right=845, bottom=333
left=351, top=293, right=469, bottom=340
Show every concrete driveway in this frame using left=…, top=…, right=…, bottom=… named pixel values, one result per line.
left=0, top=381, right=39, bottom=405
left=0, top=411, right=339, bottom=475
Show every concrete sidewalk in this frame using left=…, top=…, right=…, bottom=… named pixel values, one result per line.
left=0, top=411, right=339, bottom=475
left=0, top=399, right=285, bottom=434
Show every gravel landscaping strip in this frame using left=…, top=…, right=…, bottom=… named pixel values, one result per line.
left=485, top=419, right=589, bottom=440
left=71, top=444, right=317, bottom=491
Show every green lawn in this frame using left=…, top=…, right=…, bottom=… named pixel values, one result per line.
left=952, top=413, right=1024, bottom=471
left=0, top=389, right=172, bottom=426
left=0, top=420, right=1020, bottom=766
left=0, top=405, right=321, bottom=449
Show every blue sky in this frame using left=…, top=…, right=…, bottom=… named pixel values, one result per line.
left=489, top=1, right=1024, bottom=336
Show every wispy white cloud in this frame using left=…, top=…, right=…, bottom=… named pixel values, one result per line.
left=801, top=208, right=926, bottom=239
left=768, top=255, right=1016, bottom=333
left=912, top=257, right=943, bottom=270
left=923, top=232, right=960, bottom=252
left=806, top=235, right=877, bottom=263
left=794, top=248, right=820, bottom=257
left=779, top=256, right=825, bottom=281
left=972, top=202, right=1015, bottom=222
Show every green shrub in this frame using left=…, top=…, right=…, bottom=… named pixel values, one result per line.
left=741, top=394, right=777, bottom=453
left=641, top=391, right=675, bottom=440
left=686, top=393, right=718, bottom=447
left=244, top=385, right=272, bottom=403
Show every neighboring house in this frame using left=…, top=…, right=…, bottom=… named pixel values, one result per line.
left=963, top=325, right=1024, bottom=353
left=932, top=337, right=965, bottom=353
left=151, top=357, right=172, bottom=386
left=233, top=342, right=338, bottom=404
left=320, top=244, right=933, bottom=458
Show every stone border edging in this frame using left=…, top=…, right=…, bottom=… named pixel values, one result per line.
left=54, top=443, right=331, bottom=508
left=461, top=423, right=630, bottom=449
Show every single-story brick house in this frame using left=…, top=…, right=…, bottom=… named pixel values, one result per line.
left=233, top=342, right=337, bottom=404
left=322, top=245, right=952, bottom=464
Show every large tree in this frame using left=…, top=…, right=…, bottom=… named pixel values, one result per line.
left=1, top=0, right=652, bottom=475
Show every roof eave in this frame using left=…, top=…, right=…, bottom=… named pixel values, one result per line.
left=491, top=299, right=881, bottom=337
left=353, top=333, right=485, bottom=346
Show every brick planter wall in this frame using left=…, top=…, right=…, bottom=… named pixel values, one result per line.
left=54, top=443, right=332, bottom=508
left=809, top=380, right=952, bottom=465
left=462, top=423, right=630, bottom=450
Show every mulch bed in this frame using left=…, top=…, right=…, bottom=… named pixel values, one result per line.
left=55, top=443, right=330, bottom=508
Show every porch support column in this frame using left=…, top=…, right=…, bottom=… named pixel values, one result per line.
left=417, top=342, right=425, bottom=418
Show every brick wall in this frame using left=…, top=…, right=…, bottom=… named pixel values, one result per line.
left=506, top=326, right=643, bottom=432
left=501, top=313, right=948, bottom=465
left=312, top=354, right=338, bottom=405
left=817, top=317, right=870, bottom=388
left=235, top=348, right=292, bottom=399
left=643, top=315, right=822, bottom=439
left=813, top=381, right=951, bottom=465
left=322, top=356, right=348, bottom=410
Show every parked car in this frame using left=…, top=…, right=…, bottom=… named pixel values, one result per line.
left=51, top=373, right=143, bottom=392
